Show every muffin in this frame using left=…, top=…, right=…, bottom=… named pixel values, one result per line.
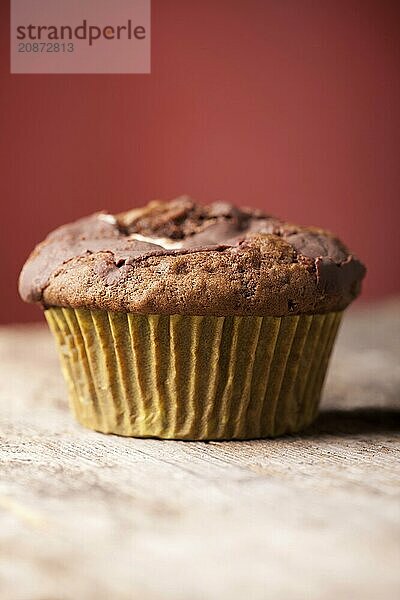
left=19, top=197, right=365, bottom=439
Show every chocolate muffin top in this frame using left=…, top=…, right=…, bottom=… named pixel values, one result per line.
left=19, top=196, right=366, bottom=316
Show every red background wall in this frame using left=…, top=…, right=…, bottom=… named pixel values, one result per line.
left=1, top=0, right=399, bottom=324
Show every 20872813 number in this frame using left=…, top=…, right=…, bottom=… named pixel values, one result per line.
left=17, top=42, right=74, bottom=52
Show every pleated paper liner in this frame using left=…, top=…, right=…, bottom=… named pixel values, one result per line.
left=45, top=308, right=342, bottom=440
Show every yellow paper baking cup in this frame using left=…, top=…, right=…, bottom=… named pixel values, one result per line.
left=45, top=307, right=342, bottom=440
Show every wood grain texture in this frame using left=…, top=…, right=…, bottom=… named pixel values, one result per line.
left=0, top=301, right=399, bottom=600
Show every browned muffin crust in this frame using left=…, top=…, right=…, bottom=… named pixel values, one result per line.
left=19, top=196, right=366, bottom=316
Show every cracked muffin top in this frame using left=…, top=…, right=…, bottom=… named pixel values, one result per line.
left=19, top=196, right=366, bottom=316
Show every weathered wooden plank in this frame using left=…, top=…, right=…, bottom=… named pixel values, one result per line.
left=0, top=302, right=399, bottom=600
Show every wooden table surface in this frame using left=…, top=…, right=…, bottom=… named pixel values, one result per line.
left=1, top=301, right=399, bottom=600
